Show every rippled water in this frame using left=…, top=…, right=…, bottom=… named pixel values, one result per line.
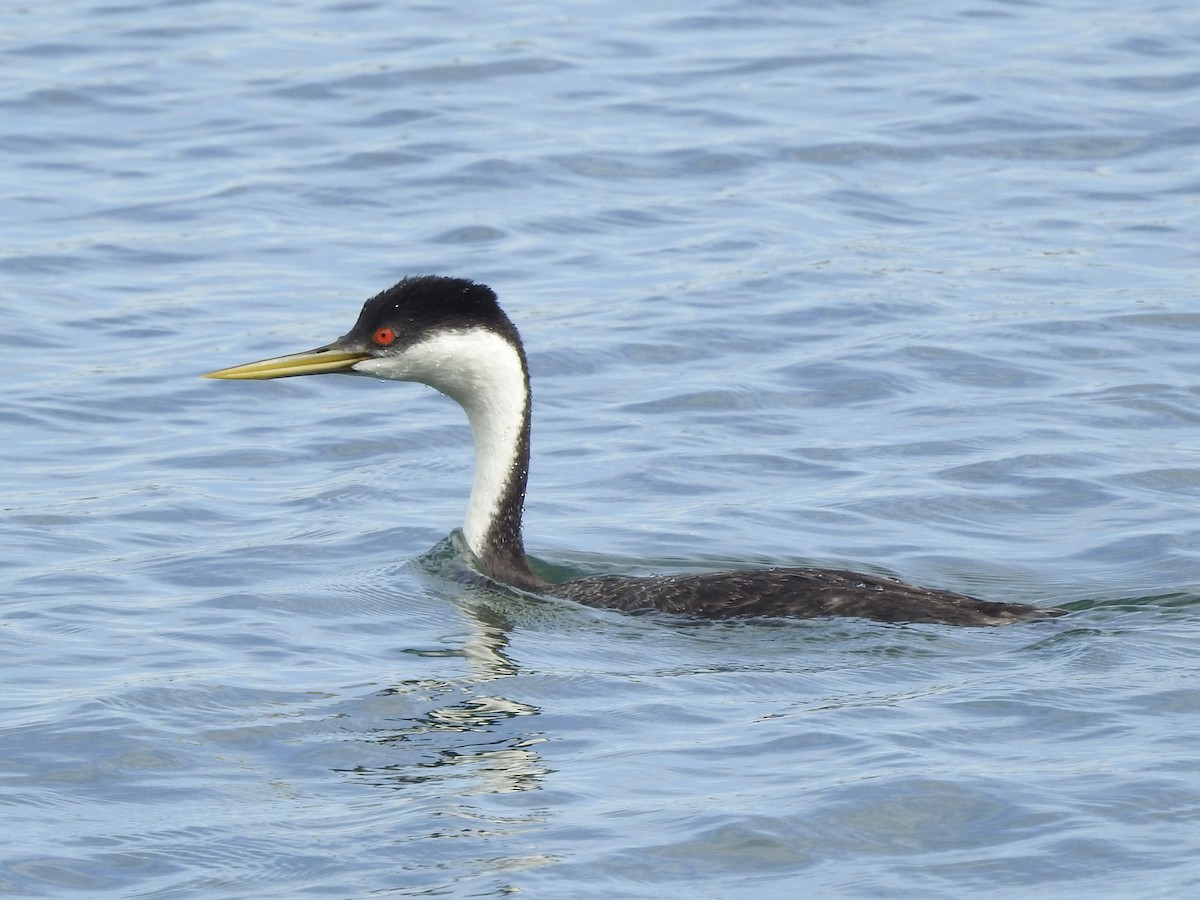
left=4, top=1, right=1200, bottom=896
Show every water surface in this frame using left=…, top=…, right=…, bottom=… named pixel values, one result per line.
left=4, top=1, right=1200, bottom=896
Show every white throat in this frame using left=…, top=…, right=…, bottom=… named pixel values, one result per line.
left=352, top=329, right=528, bottom=559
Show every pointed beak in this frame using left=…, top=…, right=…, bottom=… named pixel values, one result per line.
left=204, top=347, right=372, bottom=380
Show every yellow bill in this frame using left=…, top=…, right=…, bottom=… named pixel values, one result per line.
left=204, top=348, right=370, bottom=380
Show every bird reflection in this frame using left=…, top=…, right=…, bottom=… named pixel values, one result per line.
left=335, top=581, right=549, bottom=799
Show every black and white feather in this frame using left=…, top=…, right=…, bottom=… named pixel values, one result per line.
left=207, top=275, right=1066, bottom=626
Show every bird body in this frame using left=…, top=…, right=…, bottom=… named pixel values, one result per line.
left=206, top=276, right=1065, bottom=626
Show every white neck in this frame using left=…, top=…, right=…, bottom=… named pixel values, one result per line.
left=352, top=329, right=529, bottom=559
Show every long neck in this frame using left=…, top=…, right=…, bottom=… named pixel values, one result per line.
left=458, top=351, right=539, bottom=588
left=405, top=329, right=543, bottom=590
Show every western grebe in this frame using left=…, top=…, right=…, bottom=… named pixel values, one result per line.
left=205, top=275, right=1065, bottom=626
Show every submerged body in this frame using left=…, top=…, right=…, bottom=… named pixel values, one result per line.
left=551, top=569, right=1052, bottom=626
left=206, top=275, right=1065, bottom=626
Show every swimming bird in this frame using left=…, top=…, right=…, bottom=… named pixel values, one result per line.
left=205, top=275, right=1065, bottom=626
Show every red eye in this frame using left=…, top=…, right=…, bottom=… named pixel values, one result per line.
left=373, top=326, right=396, bottom=346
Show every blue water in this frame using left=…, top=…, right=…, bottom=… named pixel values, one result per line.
left=4, top=0, right=1200, bottom=895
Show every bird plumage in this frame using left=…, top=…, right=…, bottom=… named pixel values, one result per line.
left=206, top=275, right=1066, bottom=626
